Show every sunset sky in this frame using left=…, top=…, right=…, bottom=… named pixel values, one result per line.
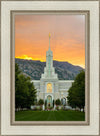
left=15, top=14, right=85, bottom=68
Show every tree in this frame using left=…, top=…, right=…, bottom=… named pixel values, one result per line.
left=26, top=81, right=37, bottom=109
left=67, top=70, right=85, bottom=111
left=53, top=100, right=55, bottom=107
left=45, top=99, right=47, bottom=107
left=15, top=63, right=37, bottom=110
left=55, top=99, right=61, bottom=106
left=38, top=99, right=44, bottom=106
left=15, top=63, right=21, bottom=94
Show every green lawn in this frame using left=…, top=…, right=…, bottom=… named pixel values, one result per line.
left=15, top=110, right=85, bottom=121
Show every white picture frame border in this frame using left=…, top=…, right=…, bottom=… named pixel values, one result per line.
left=1, top=1, right=99, bottom=135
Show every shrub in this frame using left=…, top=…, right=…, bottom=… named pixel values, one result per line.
left=55, top=99, right=61, bottom=106
left=56, top=106, right=59, bottom=110
left=38, top=99, right=44, bottom=106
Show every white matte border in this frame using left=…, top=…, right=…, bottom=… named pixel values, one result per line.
left=1, top=1, right=99, bottom=135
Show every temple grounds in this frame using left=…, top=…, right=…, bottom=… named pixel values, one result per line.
left=15, top=110, right=85, bottom=121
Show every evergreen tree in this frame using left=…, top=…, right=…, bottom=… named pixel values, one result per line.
left=67, top=70, right=85, bottom=111
left=38, top=99, right=44, bottom=106
left=45, top=100, right=47, bottom=107
left=53, top=100, right=55, bottom=107
left=15, top=63, right=37, bottom=110
left=55, top=99, right=61, bottom=106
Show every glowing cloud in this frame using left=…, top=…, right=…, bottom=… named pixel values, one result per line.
left=15, top=14, right=85, bottom=68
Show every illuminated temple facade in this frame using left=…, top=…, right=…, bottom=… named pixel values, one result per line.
left=32, top=34, right=74, bottom=107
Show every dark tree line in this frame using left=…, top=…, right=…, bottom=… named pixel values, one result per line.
left=15, top=63, right=37, bottom=110
left=67, top=70, right=85, bottom=111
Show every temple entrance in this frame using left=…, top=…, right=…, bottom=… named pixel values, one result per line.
left=61, top=98, right=66, bottom=106
left=47, top=95, right=52, bottom=107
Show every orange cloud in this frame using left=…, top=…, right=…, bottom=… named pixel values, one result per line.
left=15, top=14, right=85, bottom=68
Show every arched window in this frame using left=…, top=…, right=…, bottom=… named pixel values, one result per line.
left=47, top=95, right=52, bottom=107
left=47, top=83, right=52, bottom=93
left=61, top=98, right=66, bottom=106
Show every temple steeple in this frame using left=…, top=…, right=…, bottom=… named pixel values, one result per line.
left=41, top=33, right=58, bottom=79
left=46, top=33, right=53, bottom=72
left=46, top=33, right=53, bottom=57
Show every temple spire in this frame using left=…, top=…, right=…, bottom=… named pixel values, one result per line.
left=49, top=33, right=51, bottom=50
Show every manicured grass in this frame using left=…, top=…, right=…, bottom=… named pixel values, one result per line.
left=15, top=110, right=85, bottom=121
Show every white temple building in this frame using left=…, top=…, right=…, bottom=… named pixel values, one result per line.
left=32, top=34, right=74, bottom=107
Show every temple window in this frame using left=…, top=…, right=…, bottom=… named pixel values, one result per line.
left=47, top=83, right=52, bottom=93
